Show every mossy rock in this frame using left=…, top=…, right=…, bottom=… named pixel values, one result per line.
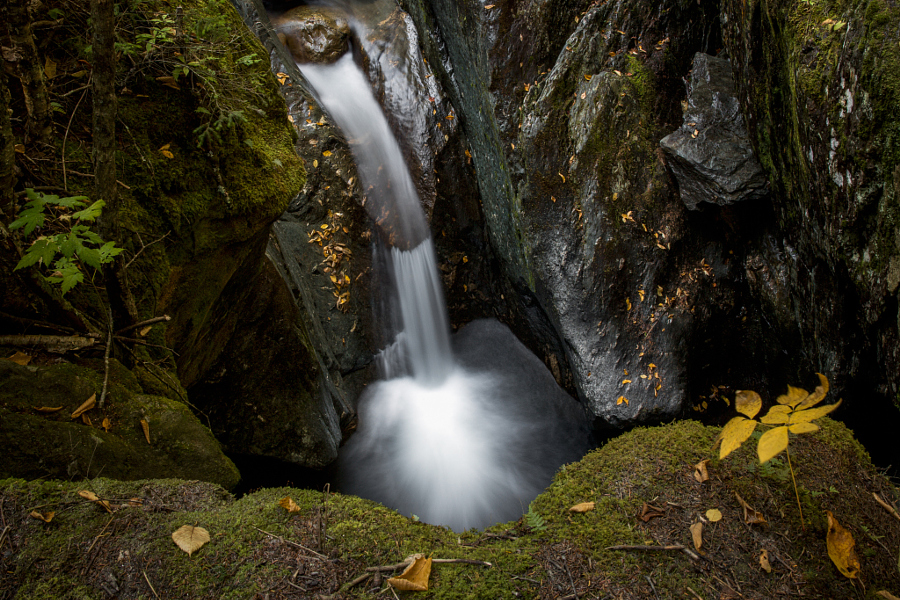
left=1, top=418, right=896, bottom=598
left=0, top=359, right=239, bottom=490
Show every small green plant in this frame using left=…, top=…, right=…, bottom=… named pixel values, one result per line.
left=10, top=189, right=123, bottom=294
left=524, top=503, right=547, bottom=532
left=715, top=374, right=841, bottom=527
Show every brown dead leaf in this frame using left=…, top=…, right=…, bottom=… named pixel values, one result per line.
left=156, top=75, right=180, bottom=89
left=172, top=525, right=210, bottom=556
left=387, top=554, right=432, bottom=591
left=71, top=393, right=96, bottom=419
left=81, top=413, right=92, bottom=426
left=638, top=502, right=665, bottom=522
left=44, top=57, right=57, bottom=79
left=735, top=492, right=766, bottom=525
left=569, top=502, right=595, bottom=513
left=826, top=511, right=860, bottom=579
left=760, top=548, right=772, bottom=573
left=279, top=497, right=301, bottom=513
left=34, top=406, right=63, bottom=413
left=690, top=522, right=703, bottom=551
left=78, top=490, right=112, bottom=513
left=29, top=510, right=54, bottom=522
left=138, top=325, right=153, bottom=337
left=5, top=351, right=32, bottom=365
left=140, top=419, right=151, bottom=444
left=876, top=592, right=900, bottom=600
left=693, top=459, right=710, bottom=483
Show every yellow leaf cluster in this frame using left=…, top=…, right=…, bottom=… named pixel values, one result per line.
left=715, top=374, right=840, bottom=463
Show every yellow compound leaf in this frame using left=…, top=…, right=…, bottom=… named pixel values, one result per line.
left=715, top=416, right=758, bottom=460
left=776, top=385, right=809, bottom=407
left=387, top=555, right=431, bottom=591
left=172, top=525, right=210, bottom=556
left=734, top=390, right=762, bottom=418
left=759, top=404, right=791, bottom=425
left=71, top=393, right=96, bottom=419
left=788, top=422, right=819, bottom=434
left=569, top=502, right=595, bottom=513
left=796, top=373, right=829, bottom=409
left=279, top=497, right=301, bottom=513
left=826, top=511, right=861, bottom=579
left=790, top=399, right=842, bottom=424
left=757, top=426, right=789, bottom=463
left=140, top=419, right=151, bottom=444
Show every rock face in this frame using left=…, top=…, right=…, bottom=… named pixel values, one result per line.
left=660, top=52, right=769, bottom=210
left=0, top=360, right=240, bottom=489
left=271, top=7, right=351, bottom=64
left=720, top=0, right=900, bottom=410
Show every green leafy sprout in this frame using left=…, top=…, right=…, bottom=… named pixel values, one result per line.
left=9, top=189, right=124, bottom=294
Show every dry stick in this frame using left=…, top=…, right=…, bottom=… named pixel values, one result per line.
left=142, top=570, right=161, bottom=600
left=0, top=525, right=10, bottom=550
left=62, top=83, right=90, bottom=193
left=0, top=334, right=96, bottom=349
left=686, top=586, right=704, bottom=600
left=606, top=544, right=700, bottom=562
left=874, top=493, right=900, bottom=522
left=98, top=308, right=112, bottom=409
left=253, top=526, right=327, bottom=559
left=646, top=575, right=661, bottom=600
left=66, top=170, right=130, bottom=189
left=124, top=232, right=170, bottom=270
left=114, top=314, right=171, bottom=337
left=365, top=557, right=492, bottom=573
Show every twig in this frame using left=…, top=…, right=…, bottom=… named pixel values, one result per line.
left=63, top=82, right=90, bottom=193
left=786, top=446, right=805, bottom=529
left=112, top=335, right=175, bottom=351
left=344, top=572, right=372, bottom=589
left=0, top=334, right=96, bottom=350
left=143, top=570, right=161, bottom=600
left=874, top=493, right=900, bottom=522
left=85, top=516, right=115, bottom=554
left=365, top=557, right=492, bottom=573
left=99, top=308, right=112, bottom=409
left=114, top=315, right=171, bottom=336
left=0, top=525, right=10, bottom=550
left=686, top=586, right=704, bottom=600
left=646, top=575, right=660, bottom=600
left=65, top=170, right=130, bottom=189
left=319, top=483, right=329, bottom=553
left=606, top=544, right=700, bottom=562
left=253, top=526, right=326, bottom=559
left=124, top=232, right=170, bottom=269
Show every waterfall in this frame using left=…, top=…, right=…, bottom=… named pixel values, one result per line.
left=297, top=23, right=591, bottom=532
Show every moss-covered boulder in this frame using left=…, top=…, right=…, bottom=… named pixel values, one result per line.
left=0, top=360, right=239, bottom=489
left=1, top=418, right=896, bottom=598
left=720, top=0, right=900, bottom=408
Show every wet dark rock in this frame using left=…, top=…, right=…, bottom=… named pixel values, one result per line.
left=660, top=52, right=769, bottom=210
left=271, top=7, right=351, bottom=64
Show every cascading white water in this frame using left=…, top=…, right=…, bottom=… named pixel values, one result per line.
left=298, top=28, right=591, bottom=532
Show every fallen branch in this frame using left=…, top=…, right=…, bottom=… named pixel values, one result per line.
left=114, top=315, right=170, bottom=337
left=365, top=557, right=492, bottom=573
left=874, top=493, right=900, bottom=523
left=606, top=544, right=700, bottom=562
left=98, top=309, right=112, bottom=409
left=253, top=526, right=326, bottom=559
left=0, top=334, right=95, bottom=351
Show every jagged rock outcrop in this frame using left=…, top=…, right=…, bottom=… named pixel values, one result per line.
left=271, top=7, right=351, bottom=64
left=660, top=52, right=769, bottom=210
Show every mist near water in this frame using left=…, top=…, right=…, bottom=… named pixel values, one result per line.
left=297, top=26, right=592, bottom=532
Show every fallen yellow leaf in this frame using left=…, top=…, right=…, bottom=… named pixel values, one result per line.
left=826, top=511, right=860, bottom=579
left=690, top=522, right=703, bottom=551
left=569, top=502, right=595, bottom=513
left=101, top=417, right=111, bottom=431
left=387, top=554, right=431, bottom=591
left=79, top=490, right=112, bottom=513
left=140, top=419, right=151, bottom=444
left=876, top=592, right=900, bottom=600
left=30, top=510, right=54, bottom=522
left=322, top=150, right=332, bottom=157
left=71, top=394, right=96, bottom=419
left=705, top=508, right=722, bottom=522
left=760, top=548, right=772, bottom=573
left=693, top=459, right=710, bottom=483
left=279, top=497, right=301, bottom=513
left=616, top=396, right=629, bottom=406
left=172, top=525, right=210, bottom=556
left=4, top=351, right=32, bottom=365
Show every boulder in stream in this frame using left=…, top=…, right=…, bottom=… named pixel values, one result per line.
left=271, top=6, right=351, bottom=64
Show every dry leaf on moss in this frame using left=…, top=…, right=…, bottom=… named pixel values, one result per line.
left=638, top=502, right=665, bottom=522
left=569, top=502, right=595, bottom=513
left=279, top=497, right=301, bottom=513
left=760, top=549, right=772, bottom=573
left=693, top=459, right=710, bottom=483
left=172, top=525, right=210, bottom=556
left=826, top=511, right=860, bottom=579
left=78, top=490, right=112, bottom=513
left=71, top=393, right=96, bottom=419
left=706, top=508, right=722, bottom=522
left=140, top=419, right=151, bottom=444
left=876, top=592, right=900, bottom=600
left=29, top=510, right=54, bottom=522
left=735, top=492, right=766, bottom=525
left=690, top=522, right=703, bottom=551
left=5, top=351, right=32, bottom=365
left=387, top=554, right=432, bottom=591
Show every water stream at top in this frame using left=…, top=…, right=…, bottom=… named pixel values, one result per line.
left=296, top=14, right=591, bottom=532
